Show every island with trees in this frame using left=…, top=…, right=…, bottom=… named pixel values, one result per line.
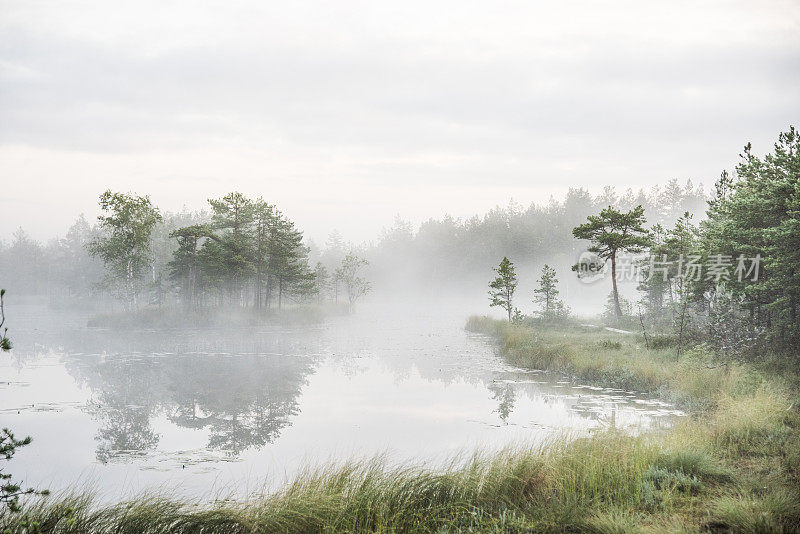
left=61, top=190, right=372, bottom=326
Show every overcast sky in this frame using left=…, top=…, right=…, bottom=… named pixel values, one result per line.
left=1, top=0, right=798, bottom=244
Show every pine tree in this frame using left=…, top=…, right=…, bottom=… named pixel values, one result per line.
left=313, top=262, right=330, bottom=304
left=267, top=211, right=312, bottom=310
left=701, top=127, right=800, bottom=344
left=533, top=264, right=567, bottom=320
left=168, top=224, right=211, bottom=309
left=637, top=223, right=667, bottom=318
left=573, top=205, right=650, bottom=317
left=252, top=200, right=277, bottom=309
left=489, top=257, right=518, bottom=321
left=207, top=192, right=256, bottom=304
left=169, top=193, right=315, bottom=310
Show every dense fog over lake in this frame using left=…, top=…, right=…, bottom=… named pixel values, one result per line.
left=3, top=299, right=682, bottom=501
left=1, top=1, right=798, bottom=531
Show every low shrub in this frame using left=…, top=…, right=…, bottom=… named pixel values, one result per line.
left=649, top=335, right=675, bottom=350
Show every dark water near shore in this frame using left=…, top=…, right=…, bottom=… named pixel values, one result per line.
left=1, top=302, right=683, bottom=501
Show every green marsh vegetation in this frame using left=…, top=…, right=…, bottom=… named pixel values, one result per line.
left=1, top=128, right=799, bottom=531
left=462, top=317, right=800, bottom=532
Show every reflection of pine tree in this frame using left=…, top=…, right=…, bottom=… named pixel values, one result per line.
left=490, top=383, right=517, bottom=424
left=167, top=354, right=308, bottom=454
left=95, top=406, right=160, bottom=463
left=68, top=348, right=314, bottom=460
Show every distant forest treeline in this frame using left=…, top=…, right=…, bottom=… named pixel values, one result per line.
left=365, top=179, right=707, bottom=290
left=0, top=179, right=707, bottom=307
left=0, top=178, right=706, bottom=306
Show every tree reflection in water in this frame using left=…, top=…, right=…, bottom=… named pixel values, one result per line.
left=66, top=331, right=316, bottom=462
left=488, top=382, right=517, bottom=424
left=165, top=354, right=311, bottom=454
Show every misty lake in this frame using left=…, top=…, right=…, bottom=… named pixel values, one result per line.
left=1, top=302, right=684, bottom=502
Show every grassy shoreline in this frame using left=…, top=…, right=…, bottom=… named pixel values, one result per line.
left=465, top=316, right=800, bottom=531
left=465, top=316, right=768, bottom=412
left=3, top=317, right=798, bottom=532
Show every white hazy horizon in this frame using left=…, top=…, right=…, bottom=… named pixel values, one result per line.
left=1, top=0, right=798, bottom=244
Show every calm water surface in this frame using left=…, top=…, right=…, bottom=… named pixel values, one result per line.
left=1, top=302, right=683, bottom=501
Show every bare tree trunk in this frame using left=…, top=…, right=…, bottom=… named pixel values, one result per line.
left=638, top=311, right=650, bottom=349
left=677, top=298, right=688, bottom=359
left=611, top=252, right=622, bottom=317
left=266, top=273, right=273, bottom=310
left=255, top=269, right=262, bottom=310
left=127, top=258, right=137, bottom=311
